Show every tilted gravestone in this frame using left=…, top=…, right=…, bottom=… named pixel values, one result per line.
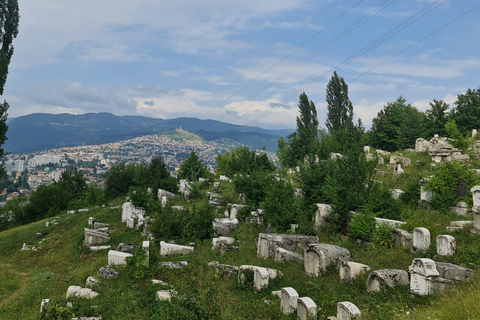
left=411, top=227, right=430, bottom=253
left=436, top=235, right=456, bottom=256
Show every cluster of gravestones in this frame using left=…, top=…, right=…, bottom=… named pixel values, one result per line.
left=120, top=198, right=146, bottom=230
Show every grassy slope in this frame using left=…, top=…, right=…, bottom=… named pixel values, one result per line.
left=2, top=154, right=480, bottom=319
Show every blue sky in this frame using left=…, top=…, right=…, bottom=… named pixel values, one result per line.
left=3, top=0, right=480, bottom=130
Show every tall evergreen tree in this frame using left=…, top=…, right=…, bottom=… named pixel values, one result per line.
left=325, top=71, right=354, bottom=148
left=450, top=88, right=480, bottom=136
left=0, top=0, right=19, bottom=177
left=425, top=99, right=449, bottom=138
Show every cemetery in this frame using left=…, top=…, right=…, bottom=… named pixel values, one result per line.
left=3, top=137, right=480, bottom=319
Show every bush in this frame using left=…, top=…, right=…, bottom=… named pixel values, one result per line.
left=263, top=179, right=299, bottom=232
left=362, top=183, right=402, bottom=220
left=348, top=212, right=376, bottom=242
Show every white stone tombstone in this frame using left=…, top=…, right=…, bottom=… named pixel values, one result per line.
left=40, top=298, right=50, bottom=313
left=254, top=267, right=270, bottom=291
left=275, top=247, right=304, bottom=263
left=122, top=201, right=133, bottom=222
left=156, top=290, right=172, bottom=301
left=337, top=301, right=361, bottom=320
left=280, top=287, right=298, bottom=314
left=126, top=217, right=134, bottom=229
left=88, top=217, right=95, bottom=227
left=364, top=146, right=370, bottom=153
left=473, top=129, right=478, bottom=138
left=409, top=258, right=439, bottom=295
left=160, top=241, right=194, bottom=256
left=412, top=227, right=430, bottom=253
left=366, top=269, right=409, bottom=292
left=314, top=204, right=332, bottom=228
left=394, top=164, right=404, bottom=175
left=436, top=235, right=456, bottom=256
left=419, top=179, right=432, bottom=202
left=392, top=229, right=413, bottom=248
left=108, top=250, right=133, bottom=266
left=472, top=186, right=480, bottom=210
left=143, top=240, right=150, bottom=264
left=304, top=243, right=353, bottom=276
left=297, top=297, right=317, bottom=320
left=161, top=196, right=167, bottom=208
left=339, top=261, right=370, bottom=282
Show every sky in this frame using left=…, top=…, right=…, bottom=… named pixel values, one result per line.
left=3, top=0, right=480, bottom=131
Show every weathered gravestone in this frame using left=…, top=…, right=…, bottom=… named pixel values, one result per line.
left=314, top=204, right=332, bottom=228
left=254, top=267, right=270, bottom=291
left=83, top=228, right=110, bottom=246
left=411, top=227, right=430, bottom=253
left=66, top=286, right=99, bottom=299
left=257, top=233, right=319, bottom=259
left=160, top=241, right=194, bottom=256
left=366, top=269, right=409, bottom=292
left=339, top=261, right=370, bottom=282
left=297, top=297, right=317, bottom=320
left=280, top=287, right=299, bottom=314
left=213, top=218, right=239, bottom=236
left=436, top=235, right=456, bottom=256
left=409, top=258, right=440, bottom=295
left=304, top=243, right=353, bottom=277
left=470, top=186, right=480, bottom=234
left=230, top=204, right=246, bottom=219
left=275, top=247, right=304, bottom=263
left=108, top=250, right=133, bottom=266
left=392, top=229, right=413, bottom=248
left=85, top=276, right=100, bottom=288
left=337, top=301, right=361, bottom=320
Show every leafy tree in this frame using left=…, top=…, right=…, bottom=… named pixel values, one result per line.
left=425, top=99, right=449, bottom=138
left=57, top=168, right=86, bottom=201
left=450, top=88, right=480, bottom=136
left=277, top=92, right=319, bottom=167
left=148, top=156, right=177, bottom=192
left=263, top=179, right=299, bottom=232
left=178, top=150, right=208, bottom=181
left=216, top=145, right=275, bottom=177
left=368, top=96, right=426, bottom=152
left=0, top=0, right=20, bottom=178
left=325, top=71, right=354, bottom=150
left=103, top=162, right=137, bottom=199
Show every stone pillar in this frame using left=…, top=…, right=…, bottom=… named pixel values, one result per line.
left=337, top=301, right=361, bottom=320
left=280, top=287, right=298, bottom=314
left=411, top=227, right=430, bottom=253
left=254, top=267, right=269, bottom=291
left=436, top=235, right=456, bottom=256
left=297, top=297, right=317, bottom=320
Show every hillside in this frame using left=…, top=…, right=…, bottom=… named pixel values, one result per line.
left=2, top=148, right=480, bottom=319
left=4, top=113, right=293, bottom=153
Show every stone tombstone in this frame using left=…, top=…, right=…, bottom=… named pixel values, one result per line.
left=419, top=178, right=432, bottom=202
left=471, top=186, right=480, bottom=210
left=230, top=204, right=246, bottom=219
left=473, top=129, right=478, bottom=138
left=66, top=286, right=99, bottom=299
left=297, top=297, right=317, bottom=320
left=392, top=229, right=413, bottom=248
left=83, top=228, right=110, bottom=246
left=411, top=227, right=430, bottom=253
left=364, top=146, right=370, bottom=153
left=390, top=189, right=404, bottom=200
left=157, top=188, right=179, bottom=200
left=304, top=243, right=353, bottom=277
left=366, top=269, right=409, bottom=292
left=212, top=218, right=239, bottom=237
left=88, top=217, right=95, bottom=227
left=156, top=290, right=172, bottom=301
left=126, top=217, right=134, bottom=229
left=409, top=258, right=439, bottom=296
left=108, top=250, right=133, bottom=266
left=85, top=276, right=100, bottom=288
left=393, top=164, right=404, bottom=175
left=143, top=240, right=150, bottom=263
left=415, top=138, right=430, bottom=152
left=161, top=196, right=167, bottom=208
left=339, top=261, right=370, bottom=282
left=275, top=247, right=304, bottom=263
left=314, top=204, right=332, bottom=228
left=254, top=267, right=270, bottom=291
left=337, top=301, right=361, bottom=320
left=257, top=233, right=319, bottom=259
left=160, top=241, right=194, bottom=256
left=451, top=201, right=468, bottom=216
left=281, top=287, right=299, bottom=314
left=121, top=201, right=133, bottom=222
left=436, top=235, right=456, bottom=256
left=40, top=298, right=50, bottom=313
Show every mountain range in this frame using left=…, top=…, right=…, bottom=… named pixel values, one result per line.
left=4, top=113, right=294, bottom=153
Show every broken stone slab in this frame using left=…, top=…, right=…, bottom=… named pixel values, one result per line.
left=152, top=279, right=170, bottom=286
left=160, top=241, right=194, bottom=256
left=97, top=266, right=119, bottom=278
left=450, top=221, right=473, bottom=228
left=374, top=217, right=406, bottom=228
left=274, top=247, right=304, bottom=263
left=212, top=218, right=239, bottom=237
left=208, top=261, right=239, bottom=277
left=66, top=286, right=99, bottom=299
left=339, top=261, right=370, bottom=282
left=366, top=269, right=409, bottom=292
left=257, top=233, right=319, bottom=259
left=93, top=222, right=108, bottom=229
left=89, top=245, right=111, bottom=252
left=156, top=290, right=172, bottom=301
left=84, top=228, right=110, bottom=246
left=451, top=201, right=468, bottom=216
left=157, top=189, right=179, bottom=200
left=85, top=277, right=100, bottom=288
left=436, top=262, right=473, bottom=281
left=304, top=243, right=353, bottom=276
left=230, top=204, right=247, bottom=219
left=436, top=235, right=456, bottom=256
left=107, top=250, right=133, bottom=266
left=238, top=265, right=282, bottom=284
left=280, top=287, right=298, bottom=314
left=297, top=297, right=317, bottom=320
left=21, top=243, right=31, bottom=251
left=40, top=299, right=50, bottom=313
left=411, top=227, right=430, bottom=253
left=392, top=228, right=413, bottom=248
left=160, top=261, right=188, bottom=269
left=337, top=301, right=361, bottom=320
left=390, top=189, right=404, bottom=200
left=314, top=204, right=332, bottom=228
left=254, top=267, right=270, bottom=291
left=216, top=242, right=239, bottom=254
left=211, top=237, right=235, bottom=248
left=116, top=243, right=138, bottom=253
left=446, top=226, right=464, bottom=232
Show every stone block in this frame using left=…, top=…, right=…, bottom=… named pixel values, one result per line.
left=339, top=261, right=370, bottom=282
left=337, top=301, right=361, bottom=320
left=451, top=201, right=468, bottom=216
left=160, top=261, right=188, bottom=269
left=66, top=286, right=99, bottom=299
left=208, top=261, right=239, bottom=277
left=126, top=217, right=134, bottom=228
left=297, top=297, right=317, bottom=320
left=436, top=235, right=456, bottom=256
left=89, top=245, right=111, bottom=251
left=411, top=227, right=430, bottom=253
left=85, top=276, right=100, bottom=288
left=450, top=221, right=473, bottom=228
left=366, top=269, right=409, bottom=292
left=314, top=204, right=332, bottom=228
left=436, top=262, right=473, bottom=281
left=392, top=229, right=413, bottom=248
left=116, top=243, right=137, bottom=253
left=230, top=204, right=246, bottom=219
left=160, top=241, right=194, bottom=256
left=212, top=218, right=239, bottom=236
left=275, top=247, right=304, bottom=263
left=254, top=267, right=270, bottom=291
left=374, top=217, right=406, bottom=228
left=83, top=228, right=110, bottom=246
left=157, top=189, right=179, bottom=200
left=156, top=290, right=172, bottom=301
left=446, top=226, right=463, bottom=232
left=93, top=222, right=108, bottom=229
left=212, top=237, right=235, bottom=248
left=107, top=250, right=133, bottom=266
left=280, top=287, right=298, bottom=314
left=257, top=233, right=318, bottom=259
left=304, top=243, right=353, bottom=276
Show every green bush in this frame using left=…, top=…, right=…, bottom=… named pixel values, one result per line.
left=362, top=183, right=402, bottom=220
left=263, top=179, right=299, bottom=232
left=348, top=212, right=376, bottom=242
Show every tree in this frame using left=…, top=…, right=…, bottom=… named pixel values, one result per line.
left=0, top=0, right=19, bottom=177
left=425, top=99, right=449, bottom=138
left=277, top=92, right=319, bottom=167
left=216, top=145, right=275, bottom=177
left=450, top=88, right=480, bottom=136
left=325, top=71, right=354, bottom=149
left=148, top=155, right=177, bottom=192
left=178, top=150, right=208, bottom=181
left=103, top=162, right=137, bottom=199
left=368, top=96, right=426, bottom=152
